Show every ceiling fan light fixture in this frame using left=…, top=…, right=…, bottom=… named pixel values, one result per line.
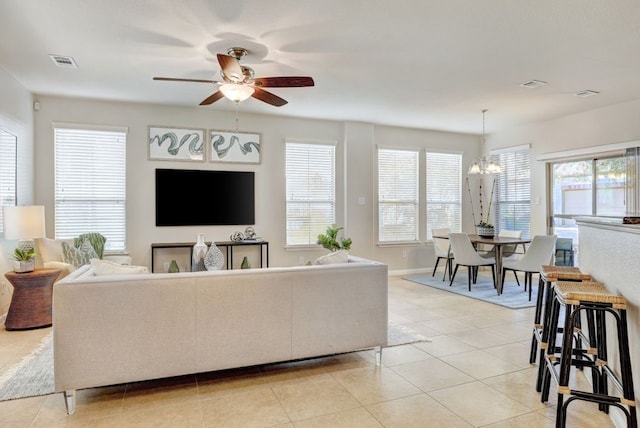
left=220, top=83, right=255, bottom=102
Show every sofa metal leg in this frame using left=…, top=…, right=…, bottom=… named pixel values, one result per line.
left=64, top=390, right=76, bottom=415
left=374, top=346, right=382, bottom=366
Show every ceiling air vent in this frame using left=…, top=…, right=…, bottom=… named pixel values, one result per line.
left=48, top=54, right=78, bottom=68
left=575, top=90, right=599, bottom=97
left=519, top=80, right=547, bottom=89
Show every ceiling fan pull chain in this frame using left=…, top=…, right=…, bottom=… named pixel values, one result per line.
left=234, top=101, right=240, bottom=132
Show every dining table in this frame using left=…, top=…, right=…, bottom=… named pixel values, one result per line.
left=433, top=233, right=531, bottom=295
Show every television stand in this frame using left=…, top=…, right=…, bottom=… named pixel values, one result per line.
left=151, top=240, right=269, bottom=273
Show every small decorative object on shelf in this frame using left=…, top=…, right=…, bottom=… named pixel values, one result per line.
left=230, top=231, right=244, bottom=242
left=204, top=241, right=225, bottom=270
left=241, top=256, right=251, bottom=269
left=168, top=260, right=180, bottom=273
left=192, top=233, right=207, bottom=271
left=244, top=226, right=256, bottom=239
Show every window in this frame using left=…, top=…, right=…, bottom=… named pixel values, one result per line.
left=0, top=129, right=17, bottom=235
left=495, top=147, right=531, bottom=238
left=54, top=125, right=127, bottom=252
left=378, top=148, right=419, bottom=243
left=285, top=140, right=336, bottom=246
left=550, top=155, right=625, bottom=242
left=426, top=152, right=461, bottom=240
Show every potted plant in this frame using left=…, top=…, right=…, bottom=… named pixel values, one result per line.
left=11, top=247, right=37, bottom=273
left=317, top=224, right=352, bottom=252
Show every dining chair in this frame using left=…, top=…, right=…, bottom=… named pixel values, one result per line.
left=448, top=233, right=496, bottom=292
left=554, top=237, right=574, bottom=266
left=479, top=229, right=523, bottom=286
left=431, top=228, right=453, bottom=281
left=501, top=235, right=557, bottom=300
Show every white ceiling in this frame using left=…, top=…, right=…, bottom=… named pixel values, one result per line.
left=1, top=0, right=640, bottom=135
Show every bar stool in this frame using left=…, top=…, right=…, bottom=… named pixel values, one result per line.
left=541, top=280, right=637, bottom=428
left=532, top=265, right=592, bottom=391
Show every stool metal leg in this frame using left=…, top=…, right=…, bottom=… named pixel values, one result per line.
left=530, top=275, right=546, bottom=364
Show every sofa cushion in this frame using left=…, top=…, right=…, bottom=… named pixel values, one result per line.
left=62, top=240, right=99, bottom=267
left=90, top=258, right=148, bottom=276
left=314, top=250, right=349, bottom=265
left=74, top=233, right=106, bottom=259
left=39, top=237, right=74, bottom=263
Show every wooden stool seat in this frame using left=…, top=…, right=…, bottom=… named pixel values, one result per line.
left=541, top=280, right=637, bottom=427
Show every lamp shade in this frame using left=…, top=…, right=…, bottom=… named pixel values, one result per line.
left=3, top=205, right=46, bottom=240
left=219, top=83, right=255, bottom=102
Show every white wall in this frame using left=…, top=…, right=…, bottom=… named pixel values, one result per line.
left=32, top=95, right=480, bottom=273
left=0, top=69, right=35, bottom=314
left=485, top=98, right=640, bottom=235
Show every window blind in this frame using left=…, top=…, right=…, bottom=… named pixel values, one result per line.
left=0, top=130, right=17, bottom=235
left=378, top=148, right=419, bottom=242
left=285, top=141, right=336, bottom=246
left=54, top=127, right=127, bottom=252
left=426, top=152, right=461, bottom=240
left=496, top=148, right=531, bottom=239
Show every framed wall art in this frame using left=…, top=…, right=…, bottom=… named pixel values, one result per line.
left=208, top=130, right=261, bottom=164
left=148, top=126, right=205, bottom=161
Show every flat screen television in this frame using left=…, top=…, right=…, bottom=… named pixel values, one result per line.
left=155, top=168, right=255, bottom=226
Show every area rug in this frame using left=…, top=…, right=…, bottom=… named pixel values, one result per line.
left=387, top=322, right=431, bottom=347
left=0, top=332, right=53, bottom=401
left=0, top=323, right=428, bottom=402
left=403, top=273, right=537, bottom=309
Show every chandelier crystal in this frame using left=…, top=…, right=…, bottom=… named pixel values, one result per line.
left=468, top=109, right=501, bottom=175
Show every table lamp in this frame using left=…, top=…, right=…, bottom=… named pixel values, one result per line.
left=3, top=204, right=46, bottom=254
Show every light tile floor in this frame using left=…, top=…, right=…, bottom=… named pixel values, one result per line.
left=0, top=274, right=618, bottom=427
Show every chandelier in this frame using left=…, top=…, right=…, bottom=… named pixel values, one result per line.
left=468, top=109, right=501, bottom=175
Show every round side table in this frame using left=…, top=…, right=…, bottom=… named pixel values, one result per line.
left=4, top=268, right=61, bottom=331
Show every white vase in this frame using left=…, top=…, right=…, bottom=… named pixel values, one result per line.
left=192, top=233, right=207, bottom=271
left=204, top=241, right=225, bottom=270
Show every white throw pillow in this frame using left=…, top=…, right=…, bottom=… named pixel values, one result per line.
left=90, top=258, right=149, bottom=276
left=314, top=250, right=350, bottom=265
left=38, top=237, right=74, bottom=263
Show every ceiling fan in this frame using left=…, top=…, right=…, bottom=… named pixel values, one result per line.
left=153, top=47, right=314, bottom=107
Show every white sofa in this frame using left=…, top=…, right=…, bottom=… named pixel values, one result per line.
left=53, top=255, right=388, bottom=414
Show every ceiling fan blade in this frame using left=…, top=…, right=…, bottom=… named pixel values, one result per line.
left=251, top=87, right=288, bottom=107
left=253, top=76, right=315, bottom=88
left=217, top=54, right=244, bottom=82
left=199, top=90, right=225, bottom=105
left=153, top=76, right=218, bottom=84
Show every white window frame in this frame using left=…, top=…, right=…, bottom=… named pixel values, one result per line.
left=285, top=139, right=336, bottom=247
left=0, top=129, right=17, bottom=236
left=54, top=123, right=127, bottom=252
left=377, top=147, right=419, bottom=244
left=426, top=151, right=462, bottom=240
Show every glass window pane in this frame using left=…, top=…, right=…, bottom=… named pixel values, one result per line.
left=426, top=152, right=461, bottom=240
left=55, top=127, right=127, bottom=252
left=596, top=158, right=626, bottom=216
left=378, top=148, right=419, bottom=243
left=285, top=141, right=336, bottom=246
left=552, top=161, right=593, bottom=216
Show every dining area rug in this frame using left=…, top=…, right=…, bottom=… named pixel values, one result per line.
left=403, top=272, right=538, bottom=309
